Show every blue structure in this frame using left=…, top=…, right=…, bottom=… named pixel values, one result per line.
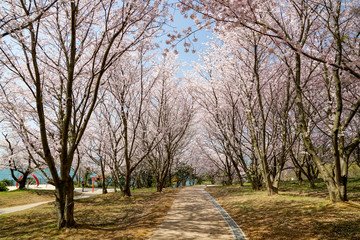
left=0, top=168, right=79, bottom=186
left=172, top=178, right=197, bottom=188
left=1, top=168, right=197, bottom=188
left=1, top=169, right=44, bottom=185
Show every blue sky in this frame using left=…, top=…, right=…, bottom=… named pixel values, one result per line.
left=158, top=3, right=213, bottom=74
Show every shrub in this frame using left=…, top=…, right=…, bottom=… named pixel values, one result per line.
left=1, top=179, right=13, bottom=186
left=0, top=182, right=8, bottom=192
left=196, top=177, right=204, bottom=185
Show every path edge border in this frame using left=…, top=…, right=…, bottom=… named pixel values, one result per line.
left=203, top=188, right=247, bottom=240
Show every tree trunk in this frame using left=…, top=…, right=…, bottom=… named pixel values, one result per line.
left=157, top=183, right=163, bottom=192
left=259, top=155, right=278, bottom=195
left=18, top=174, right=28, bottom=189
left=250, top=164, right=263, bottom=191
left=250, top=176, right=261, bottom=191
left=113, top=179, right=117, bottom=192
left=295, top=168, right=304, bottom=186
left=226, top=173, right=233, bottom=185
left=101, top=169, right=107, bottom=194
left=230, top=156, right=243, bottom=187
left=264, top=171, right=278, bottom=195
left=325, top=178, right=344, bottom=202
left=238, top=176, right=244, bottom=187
left=77, top=169, right=81, bottom=186
left=339, top=155, right=349, bottom=201
left=11, top=169, right=30, bottom=190
left=272, top=157, right=286, bottom=190
left=237, top=157, right=260, bottom=190
left=99, top=157, right=107, bottom=194
left=291, top=151, right=316, bottom=188
left=54, top=179, right=75, bottom=229
left=309, top=179, right=316, bottom=189
left=135, top=174, right=141, bottom=189
left=168, top=169, right=172, bottom=187
left=293, top=52, right=347, bottom=202
left=101, top=177, right=107, bottom=194
left=123, top=174, right=131, bottom=197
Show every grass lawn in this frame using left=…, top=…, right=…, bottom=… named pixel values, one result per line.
left=0, top=187, right=179, bottom=239
left=0, top=189, right=56, bottom=208
left=207, top=178, right=360, bottom=240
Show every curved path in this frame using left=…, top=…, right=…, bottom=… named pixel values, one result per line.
left=0, top=189, right=106, bottom=215
left=151, top=185, right=246, bottom=240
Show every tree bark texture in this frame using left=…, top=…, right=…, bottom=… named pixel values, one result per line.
left=55, top=179, right=75, bottom=229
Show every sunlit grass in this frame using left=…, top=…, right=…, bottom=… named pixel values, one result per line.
left=207, top=178, right=360, bottom=240
left=0, top=189, right=56, bottom=208
left=0, top=187, right=180, bottom=239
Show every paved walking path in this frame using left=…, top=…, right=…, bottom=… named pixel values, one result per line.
left=0, top=201, right=53, bottom=215
left=151, top=185, right=246, bottom=240
left=0, top=189, right=109, bottom=215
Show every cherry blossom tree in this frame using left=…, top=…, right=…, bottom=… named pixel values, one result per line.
left=188, top=27, right=296, bottom=194
left=265, top=0, right=360, bottom=202
left=146, top=55, right=195, bottom=192
left=0, top=132, right=34, bottom=189
left=100, top=46, right=167, bottom=197
left=0, top=0, right=58, bottom=38
left=180, top=0, right=360, bottom=202
left=83, top=114, right=110, bottom=194
left=0, top=0, right=167, bottom=228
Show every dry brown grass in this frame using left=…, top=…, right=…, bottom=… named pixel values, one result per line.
left=0, top=187, right=179, bottom=239
left=0, top=189, right=56, bottom=208
left=207, top=182, right=360, bottom=240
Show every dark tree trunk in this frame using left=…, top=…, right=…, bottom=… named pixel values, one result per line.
left=101, top=177, right=107, bottom=194
left=247, top=171, right=262, bottom=191
left=238, top=177, right=244, bottom=187
left=18, top=174, right=28, bottom=189
left=135, top=173, right=141, bottom=189
left=19, top=174, right=28, bottom=189
left=156, top=174, right=167, bottom=192
left=290, top=150, right=317, bottom=188
left=168, top=169, right=172, bottom=188
left=309, top=179, right=316, bottom=189
left=101, top=170, right=107, bottom=194
left=123, top=174, right=131, bottom=197
left=77, top=169, right=81, bottom=186
left=295, top=168, right=304, bottom=186
left=54, top=178, right=75, bottom=229
left=250, top=179, right=261, bottom=191
left=113, top=178, right=117, bottom=192
left=251, top=181, right=261, bottom=191
left=10, top=169, right=30, bottom=190
left=230, top=157, right=243, bottom=187
left=157, top=184, right=163, bottom=192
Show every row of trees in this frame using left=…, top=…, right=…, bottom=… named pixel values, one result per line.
left=0, top=0, right=359, bottom=230
left=0, top=0, right=195, bottom=229
left=82, top=50, right=195, bottom=195
left=181, top=0, right=360, bottom=202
